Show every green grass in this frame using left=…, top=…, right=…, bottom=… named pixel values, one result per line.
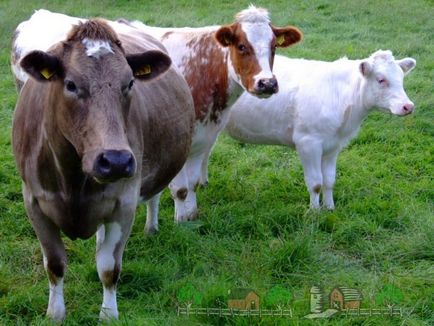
left=0, top=0, right=433, bottom=325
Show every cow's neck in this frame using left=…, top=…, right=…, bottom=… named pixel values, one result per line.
left=338, top=71, right=372, bottom=138
left=226, top=56, right=246, bottom=108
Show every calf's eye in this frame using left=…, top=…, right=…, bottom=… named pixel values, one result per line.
left=377, top=78, right=387, bottom=86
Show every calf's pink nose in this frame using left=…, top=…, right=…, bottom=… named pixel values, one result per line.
left=403, top=103, right=414, bottom=113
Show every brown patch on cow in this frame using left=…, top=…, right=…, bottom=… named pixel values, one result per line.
left=226, top=24, right=261, bottom=93
left=313, top=184, right=321, bottom=194
left=176, top=187, right=188, bottom=201
left=101, top=264, right=120, bottom=288
left=182, top=32, right=229, bottom=123
left=46, top=259, right=65, bottom=284
left=161, top=31, right=173, bottom=41
left=271, top=25, right=303, bottom=48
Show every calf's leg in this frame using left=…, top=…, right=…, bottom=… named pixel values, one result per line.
left=321, top=151, right=339, bottom=209
left=296, top=141, right=323, bottom=208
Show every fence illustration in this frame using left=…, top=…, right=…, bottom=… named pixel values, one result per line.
left=343, top=307, right=404, bottom=317
left=177, top=307, right=293, bottom=317
left=178, top=306, right=406, bottom=319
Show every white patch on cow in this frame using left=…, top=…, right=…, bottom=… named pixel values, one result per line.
left=100, top=287, right=118, bottom=321
left=226, top=51, right=416, bottom=209
left=12, top=9, right=84, bottom=84
left=244, top=23, right=275, bottom=82
left=82, top=38, right=114, bottom=58
left=43, top=255, right=65, bottom=322
left=96, top=222, right=122, bottom=319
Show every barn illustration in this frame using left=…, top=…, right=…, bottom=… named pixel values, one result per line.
left=228, top=288, right=260, bottom=310
left=329, top=286, right=363, bottom=310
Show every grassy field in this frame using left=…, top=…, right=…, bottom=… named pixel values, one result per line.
left=0, top=0, right=433, bottom=325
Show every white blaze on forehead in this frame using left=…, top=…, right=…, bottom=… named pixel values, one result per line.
left=82, top=38, right=114, bottom=58
left=236, top=6, right=275, bottom=82
left=244, top=22, right=275, bottom=82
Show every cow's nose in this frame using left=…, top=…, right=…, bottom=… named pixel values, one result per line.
left=256, top=77, right=279, bottom=95
left=403, top=103, right=414, bottom=114
left=94, top=150, right=136, bottom=181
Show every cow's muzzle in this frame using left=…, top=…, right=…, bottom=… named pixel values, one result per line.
left=93, top=149, right=136, bottom=182
left=254, top=77, right=279, bottom=97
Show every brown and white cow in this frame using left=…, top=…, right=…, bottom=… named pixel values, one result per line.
left=126, top=6, right=302, bottom=230
left=12, top=19, right=194, bottom=321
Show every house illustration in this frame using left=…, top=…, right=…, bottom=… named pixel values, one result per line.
left=329, top=286, right=363, bottom=310
left=228, top=288, right=260, bottom=310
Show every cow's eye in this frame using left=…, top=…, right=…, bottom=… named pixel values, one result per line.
left=65, top=80, right=77, bottom=93
left=238, top=44, right=247, bottom=52
left=128, top=79, right=134, bottom=90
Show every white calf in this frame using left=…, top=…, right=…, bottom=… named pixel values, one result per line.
left=226, top=50, right=416, bottom=209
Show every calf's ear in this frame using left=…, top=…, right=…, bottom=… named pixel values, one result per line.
left=396, top=58, right=416, bottom=75
left=272, top=26, right=303, bottom=48
left=127, top=50, right=172, bottom=81
left=20, top=50, right=64, bottom=82
left=215, top=25, right=235, bottom=47
left=359, top=61, right=372, bottom=77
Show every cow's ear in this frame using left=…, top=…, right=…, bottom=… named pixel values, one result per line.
left=359, top=61, right=372, bottom=77
left=396, top=58, right=416, bottom=75
left=215, top=24, right=235, bottom=47
left=20, top=50, right=64, bottom=82
left=127, top=50, right=172, bottom=81
left=272, top=26, right=303, bottom=48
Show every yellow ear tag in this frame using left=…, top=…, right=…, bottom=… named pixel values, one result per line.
left=40, top=68, right=55, bottom=80
left=135, top=65, right=152, bottom=77
left=276, top=34, right=285, bottom=46
left=224, top=35, right=231, bottom=45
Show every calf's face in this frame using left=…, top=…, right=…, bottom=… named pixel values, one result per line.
left=215, top=20, right=302, bottom=98
left=360, top=51, right=416, bottom=116
left=21, top=36, right=171, bottom=183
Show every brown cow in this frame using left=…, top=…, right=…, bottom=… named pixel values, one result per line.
left=12, top=19, right=194, bottom=321
left=11, top=8, right=303, bottom=233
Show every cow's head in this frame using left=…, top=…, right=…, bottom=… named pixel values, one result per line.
left=215, top=5, right=302, bottom=98
left=359, top=50, right=416, bottom=116
left=20, top=19, right=171, bottom=183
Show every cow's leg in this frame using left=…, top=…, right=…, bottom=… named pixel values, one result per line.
left=296, top=141, right=323, bottom=208
left=169, top=156, right=201, bottom=222
left=199, top=134, right=218, bottom=186
left=321, top=151, right=339, bottom=210
left=96, top=220, right=131, bottom=321
left=199, top=147, right=212, bottom=186
left=199, top=114, right=230, bottom=186
left=23, top=187, right=67, bottom=321
left=144, top=192, right=161, bottom=234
